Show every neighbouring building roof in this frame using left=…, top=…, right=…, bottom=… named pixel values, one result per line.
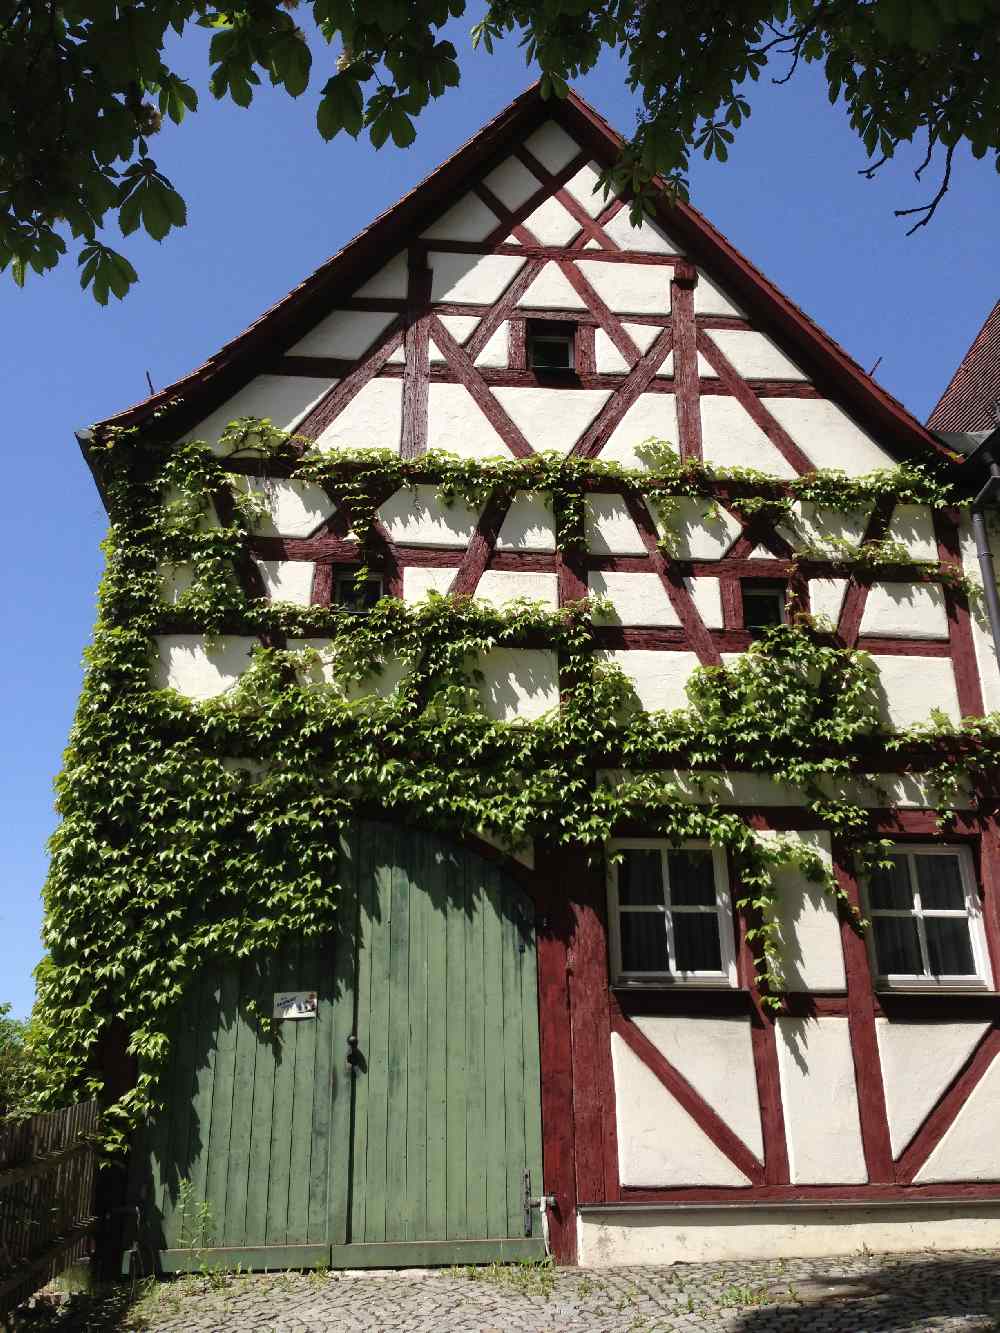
left=928, top=299, right=1000, bottom=435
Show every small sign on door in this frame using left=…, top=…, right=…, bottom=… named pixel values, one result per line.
left=273, top=990, right=318, bottom=1020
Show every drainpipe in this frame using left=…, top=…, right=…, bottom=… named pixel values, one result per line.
left=966, top=430, right=1000, bottom=671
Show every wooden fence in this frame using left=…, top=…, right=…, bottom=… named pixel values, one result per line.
left=0, top=1102, right=98, bottom=1320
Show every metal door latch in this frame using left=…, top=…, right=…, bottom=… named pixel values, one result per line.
left=345, top=1034, right=360, bottom=1074
left=522, top=1170, right=556, bottom=1254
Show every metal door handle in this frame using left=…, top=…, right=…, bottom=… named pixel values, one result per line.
left=345, top=1034, right=360, bottom=1074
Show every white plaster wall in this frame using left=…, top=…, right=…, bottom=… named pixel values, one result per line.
left=657, top=350, right=717, bottom=379
left=402, top=566, right=455, bottom=602
left=429, top=251, right=525, bottom=304
left=314, top=379, right=402, bottom=452
left=704, top=329, right=806, bottom=381
left=596, top=768, right=973, bottom=810
left=588, top=572, right=680, bottom=626
left=959, top=513, right=1000, bottom=712
left=601, top=393, right=679, bottom=467
left=577, top=1205, right=1000, bottom=1266
left=475, top=569, right=559, bottom=610
left=482, top=156, right=539, bottom=211
left=474, top=826, right=535, bottom=871
left=916, top=1052, right=1000, bottom=1182
left=601, top=210, right=677, bottom=254
left=634, top=1016, right=763, bottom=1159
left=355, top=253, right=408, bottom=299
left=700, top=397, right=799, bottom=478
left=185, top=376, right=332, bottom=453
left=765, top=399, right=893, bottom=473
left=872, top=655, right=961, bottom=728
left=478, top=648, right=560, bottom=721
left=161, top=485, right=221, bottom=532
left=875, top=1019, right=990, bottom=1157
left=887, top=504, right=938, bottom=560
left=859, top=582, right=949, bottom=639
left=809, top=578, right=848, bottom=626
left=524, top=121, right=580, bottom=174
left=778, top=502, right=871, bottom=555
left=759, top=830, right=845, bottom=992
left=159, top=562, right=195, bottom=604
left=584, top=494, right=646, bottom=555
left=254, top=560, right=314, bottom=604
left=600, top=649, right=700, bottom=712
left=693, top=273, right=745, bottom=317
left=378, top=485, right=481, bottom=547
left=523, top=195, right=581, bottom=245
left=233, top=477, right=334, bottom=537
left=422, top=192, right=499, bottom=242
left=153, top=635, right=258, bottom=700
left=289, top=309, right=395, bottom=359
left=286, top=638, right=409, bottom=699
left=516, top=264, right=587, bottom=310
left=610, top=1033, right=752, bottom=1188
left=473, top=325, right=508, bottom=369
left=576, top=260, right=671, bottom=316
left=492, top=385, right=611, bottom=454
left=775, top=1017, right=867, bottom=1184
left=595, top=323, right=661, bottom=373
left=562, top=162, right=606, bottom=217
left=661, top=497, right=742, bottom=559
left=427, top=383, right=509, bottom=458
left=496, top=492, right=556, bottom=551
left=688, top=576, right=724, bottom=628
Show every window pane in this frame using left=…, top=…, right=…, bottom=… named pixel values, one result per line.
left=529, top=337, right=572, bottom=370
left=617, top=850, right=664, bottom=907
left=743, top=589, right=785, bottom=629
left=925, top=919, right=976, bottom=976
left=336, top=575, right=383, bottom=611
left=915, top=854, right=966, bottom=910
left=668, top=850, right=716, bottom=906
left=620, top=912, right=669, bottom=973
left=872, top=916, right=922, bottom=975
left=672, top=913, right=722, bottom=972
left=868, top=856, right=914, bottom=911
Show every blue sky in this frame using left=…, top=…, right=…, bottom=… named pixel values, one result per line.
left=2, top=26, right=997, bottom=1018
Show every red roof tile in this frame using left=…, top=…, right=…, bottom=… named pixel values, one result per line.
left=928, top=300, right=1000, bottom=432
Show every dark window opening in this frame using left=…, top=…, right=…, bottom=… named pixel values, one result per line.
left=527, top=320, right=574, bottom=372
left=741, top=581, right=787, bottom=632
left=333, top=571, right=384, bottom=613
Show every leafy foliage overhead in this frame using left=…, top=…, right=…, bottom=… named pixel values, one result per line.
left=2, top=0, right=997, bottom=302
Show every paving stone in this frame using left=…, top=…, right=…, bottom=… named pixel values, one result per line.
left=89, top=1249, right=1000, bottom=1332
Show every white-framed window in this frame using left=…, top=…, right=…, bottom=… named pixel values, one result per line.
left=862, top=844, right=992, bottom=991
left=607, top=840, right=738, bottom=986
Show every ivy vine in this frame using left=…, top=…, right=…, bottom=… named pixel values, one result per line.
left=30, top=422, right=1000, bottom=1153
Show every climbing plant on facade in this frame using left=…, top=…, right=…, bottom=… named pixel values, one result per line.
left=29, top=423, right=1000, bottom=1152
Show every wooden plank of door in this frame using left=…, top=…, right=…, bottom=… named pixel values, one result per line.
left=287, top=934, right=319, bottom=1245
left=308, top=922, right=335, bottom=1246
left=329, top=824, right=361, bottom=1246
left=221, top=958, right=262, bottom=1246
left=159, top=975, right=202, bottom=1247
left=519, top=896, right=544, bottom=1239
left=265, top=935, right=301, bottom=1246
left=244, top=958, right=277, bottom=1247
left=385, top=833, right=412, bottom=1241
left=424, top=839, right=449, bottom=1242
left=187, top=971, right=221, bottom=1237
left=483, top=865, right=508, bottom=1239
left=444, top=846, right=468, bottom=1242
left=404, top=830, right=429, bottom=1242
left=357, top=824, right=392, bottom=1243
left=464, top=863, right=488, bottom=1238
left=204, top=965, right=240, bottom=1246
left=501, top=883, right=528, bottom=1240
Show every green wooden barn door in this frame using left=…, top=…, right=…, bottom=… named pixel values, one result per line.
left=133, top=822, right=543, bottom=1272
left=336, top=822, right=545, bottom=1266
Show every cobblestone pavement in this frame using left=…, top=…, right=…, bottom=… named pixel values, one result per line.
left=114, top=1250, right=1000, bottom=1332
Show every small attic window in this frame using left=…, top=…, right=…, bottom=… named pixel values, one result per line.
left=334, top=570, right=384, bottom=613
left=741, top=581, right=787, bottom=632
left=527, top=320, right=574, bottom=372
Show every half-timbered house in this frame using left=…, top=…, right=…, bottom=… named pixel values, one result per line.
left=68, top=86, right=1000, bottom=1270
